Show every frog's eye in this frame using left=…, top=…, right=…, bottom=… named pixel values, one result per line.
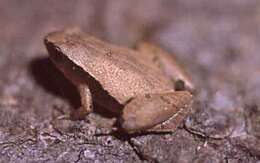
left=71, top=65, right=82, bottom=72
left=47, top=44, right=65, bottom=64
left=72, top=66, right=78, bottom=71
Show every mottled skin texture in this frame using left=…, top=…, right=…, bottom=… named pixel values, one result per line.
left=44, top=28, right=194, bottom=133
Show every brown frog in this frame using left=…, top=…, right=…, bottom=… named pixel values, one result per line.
left=44, top=28, right=194, bottom=133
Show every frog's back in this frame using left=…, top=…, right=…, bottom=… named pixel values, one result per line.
left=45, top=29, right=173, bottom=104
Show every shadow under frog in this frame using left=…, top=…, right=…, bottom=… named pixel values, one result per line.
left=29, top=57, right=118, bottom=119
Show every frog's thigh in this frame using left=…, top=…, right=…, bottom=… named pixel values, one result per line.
left=72, top=84, right=93, bottom=120
left=137, top=42, right=194, bottom=91
left=121, top=91, right=193, bottom=133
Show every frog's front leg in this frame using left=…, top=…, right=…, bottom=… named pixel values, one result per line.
left=71, top=84, right=93, bottom=120
left=120, top=91, right=193, bottom=133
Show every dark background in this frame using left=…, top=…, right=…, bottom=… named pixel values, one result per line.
left=0, top=0, right=260, bottom=162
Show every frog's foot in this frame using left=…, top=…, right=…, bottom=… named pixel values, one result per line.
left=71, top=84, right=93, bottom=120
left=71, top=106, right=88, bottom=120
left=147, top=104, right=190, bottom=132
left=120, top=91, right=193, bottom=133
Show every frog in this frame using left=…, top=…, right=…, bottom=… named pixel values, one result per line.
left=44, top=28, right=194, bottom=133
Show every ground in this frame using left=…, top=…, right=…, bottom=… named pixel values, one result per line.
left=0, top=0, right=260, bottom=162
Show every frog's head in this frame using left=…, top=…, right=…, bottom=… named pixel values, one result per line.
left=45, top=27, right=108, bottom=69
left=44, top=28, right=92, bottom=83
left=44, top=31, right=71, bottom=74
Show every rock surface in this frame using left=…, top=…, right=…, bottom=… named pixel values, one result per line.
left=0, top=0, right=260, bottom=162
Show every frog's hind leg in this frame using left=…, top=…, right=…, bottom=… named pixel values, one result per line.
left=71, top=84, right=93, bottom=120
left=120, top=91, right=193, bottom=133
left=136, top=42, right=195, bottom=92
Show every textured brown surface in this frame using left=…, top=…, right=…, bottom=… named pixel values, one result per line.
left=1, top=0, right=260, bottom=162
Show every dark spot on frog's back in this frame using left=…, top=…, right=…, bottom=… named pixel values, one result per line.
left=145, top=94, right=151, bottom=99
left=174, top=79, right=185, bottom=91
